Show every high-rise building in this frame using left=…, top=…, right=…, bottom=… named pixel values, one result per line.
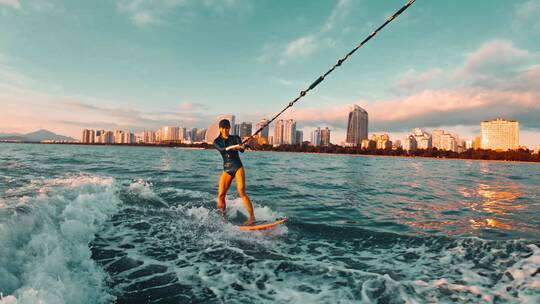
left=159, top=126, right=180, bottom=143
left=402, top=135, right=417, bottom=151
left=274, top=120, right=284, bottom=145
left=361, top=139, right=376, bottom=149
left=432, top=129, right=458, bottom=152
left=82, top=129, right=95, bottom=144
left=284, top=119, right=296, bottom=145
left=196, top=128, right=206, bottom=143
left=239, top=122, right=252, bottom=139
left=255, top=118, right=270, bottom=140
left=142, top=131, right=156, bottom=143
left=412, top=128, right=431, bottom=149
left=320, top=127, right=331, bottom=146
left=205, top=115, right=235, bottom=143
left=295, top=130, right=303, bottom=144
left=480, top=118, right=519, bottom=151
left=311, top=128, right=321, bottom=146
left=465, top=139, right=475, bottom=150
left=114, top=130, right=124, bottom=144
left=345, top=105, right=368, bottom=146
left=371, top=134, right=392, bottom=149
left=441, top=133, right=458, bottom=152
left=273, top=119, right=296, bottom=145
left=123, top=130, right=135, bottom=144
left=432, top=129, right=444, bottom=149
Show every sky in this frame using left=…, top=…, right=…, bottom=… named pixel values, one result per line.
left=1, top=0, right=539, bottom=147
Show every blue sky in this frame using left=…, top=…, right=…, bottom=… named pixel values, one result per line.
left=1, top=0, right=539, bottom=146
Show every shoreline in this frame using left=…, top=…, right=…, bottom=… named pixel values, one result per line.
left=2, top=141, right=539, bottom=165
left=252, top=150, right=540, bottom=166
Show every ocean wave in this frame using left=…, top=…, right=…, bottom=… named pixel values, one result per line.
left=0, top=175, right=121, bottom=304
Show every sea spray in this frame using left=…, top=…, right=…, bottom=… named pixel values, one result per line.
left=0, top=175, right=120, bottom=304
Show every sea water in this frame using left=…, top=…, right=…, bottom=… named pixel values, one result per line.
left=0, top=143, right=539, bottom=303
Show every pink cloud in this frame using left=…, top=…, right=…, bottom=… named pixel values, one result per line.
left=393, top=68, right=443, bottom=94
left=0, top=0, right=20, bottom=9
left=454, top=40, right=530, bottom=79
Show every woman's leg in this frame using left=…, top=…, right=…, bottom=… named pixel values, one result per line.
left=235, top=167, right=256, bottom=224
left=218, top=171, right=233, bottom=216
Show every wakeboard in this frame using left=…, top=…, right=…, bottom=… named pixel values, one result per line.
left=237, top=218, right=288, bottom=231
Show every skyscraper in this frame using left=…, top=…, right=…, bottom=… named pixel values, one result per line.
left=142, top=131, right=156, bottom=143
left=82, top=129, right=95, bottom=144
left=114, top=130, right=124, bottom=144
left=480, top=118, right=519, bottom=151
left=159, top=126, right=180, bottom=142
left=311, top=128, right=321, bottom=146
left=274, top=120, right=284, bottom=145
left=432, top=129, right=458, bottom=152
left=239, top=122, right=252, bottom=139
left=273, top=119, right=296, bottom=145
left=320, top=127, right=331, bottom=146
left=255, top=118, right=270, bottom=140
left=295, top=130, right=303, bottom=144
left=345, top=105, right=368, bottom=146
left=412, top=128, right=431, bottom=149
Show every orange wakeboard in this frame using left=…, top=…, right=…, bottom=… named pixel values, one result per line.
left=238, top=218, right=288, bottom=231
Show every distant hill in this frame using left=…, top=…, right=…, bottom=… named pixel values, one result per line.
left=0, top=129, right=76, bottom=142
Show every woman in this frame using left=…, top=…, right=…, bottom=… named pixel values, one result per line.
left=213, top=119, right=256, bottom=225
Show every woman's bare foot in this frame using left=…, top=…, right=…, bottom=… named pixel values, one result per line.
left=244, top=218, right=256, bottom=225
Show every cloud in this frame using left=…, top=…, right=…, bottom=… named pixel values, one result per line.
left=179, top=101, right=208, bottom=111
left=321, top=0, right=353, bottom=33
left=393, top=68, right=443, bottom=94
left=117, top=0, right=190, bottom=26
left=0, top=0, right=20, bottom=9
left=276, top=40, right=540, bottom=146
left=513, top=0, right=540, bottom=33
left=117, top=0, right=251, bottom=26
left=284, top=35, right=318, bottom=59
left=454, top=40, right=530, bottom=80
left=271, top=0, right=358, bottom=65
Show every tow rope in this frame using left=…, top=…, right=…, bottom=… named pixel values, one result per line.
left=243, top=0, right=416, bottom=145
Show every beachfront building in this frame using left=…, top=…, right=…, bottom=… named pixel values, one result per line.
left=345, top=105, right=368, bottom=147
left=320, top=127, right=331, bottom=146
left=255, top=119, right=270, bottom=140
left=82, top=129, right=95, bottom=144
left=205, top=115, right=236, bottom=143
left=238, top=122, right=252, bottom=139
left=412, top=128, right=431, bottom=149
left=142, top=131, right=156, bottom=143
left=123, top=131, right=135, bottom=144
left=295, top=130, right=303, bottom=144
left=274, top=119, right=296, bottom=145
left=114, top=130, right=124, bottom=144
left=158, top=126, right=180, bottom=143
left=311, top=128, right=321, bottom=146
left=481, top=118, right=519, bottom=151
left=361, top=139, right=376, bottom=149
left=402, top=135, right=417, bottom=151
left=196, top=128, right=206, bottom=143
left=371, top=134, right=392, bottom=150
left=432, top=129, right=458, bottom=152
left=465, top=139, right=475, bottom=150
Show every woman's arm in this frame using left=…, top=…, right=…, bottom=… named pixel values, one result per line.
left=214, top=138, right=226, bottom=152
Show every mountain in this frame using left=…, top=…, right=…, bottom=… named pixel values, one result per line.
left=0, top=129, right=76, bottom=142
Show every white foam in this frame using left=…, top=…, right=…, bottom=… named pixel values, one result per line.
left=127, top=179, right=169, bottom=207
left=0, top=175, right=120, bottom=304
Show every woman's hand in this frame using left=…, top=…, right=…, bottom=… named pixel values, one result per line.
left=225, top=144, right=243, bottom=151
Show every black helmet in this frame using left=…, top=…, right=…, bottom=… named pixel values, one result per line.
left=218, top=119, right=231, bottom=129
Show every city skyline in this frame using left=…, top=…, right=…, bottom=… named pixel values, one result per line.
left=76, top=113, right=526, bottom=153
left=1, top=1, right=539, bottom=147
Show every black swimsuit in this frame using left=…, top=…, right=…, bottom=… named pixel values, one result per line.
left=214, top=135, right=244, bottom=177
